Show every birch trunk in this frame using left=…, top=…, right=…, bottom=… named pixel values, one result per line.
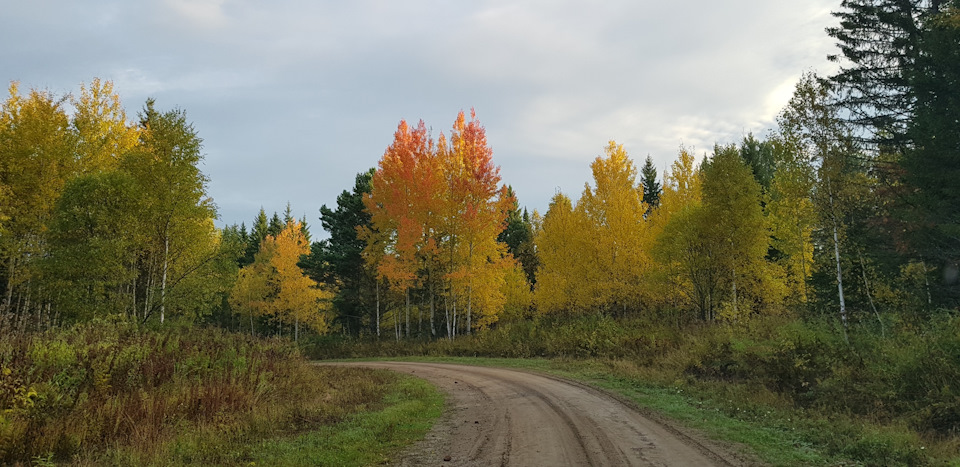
left=444, top=294, right=451, bottom=340
left=832, top=220, right=848, bottom=338
left=160, top=225, right=169, bottom=325
left=375, top=280, right=381, bottom=338
left=429, top=283, right=435, bottom=337
left=2, top=256, right=16, bottom=314
left=466, top=242, right=473, bottom=335
left=827, top=177, right=848, bottom=341
left=858, top=252, right=884, bottom=337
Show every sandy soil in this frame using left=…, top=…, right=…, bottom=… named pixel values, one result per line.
left=333, top=361, right=756, bottom=467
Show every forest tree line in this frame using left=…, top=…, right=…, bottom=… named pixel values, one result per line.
left=0, top=0, right=956, bottom=341
left=301, top=0, right=959, bottom=339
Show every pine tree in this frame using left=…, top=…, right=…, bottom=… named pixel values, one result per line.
left=739, top=134, right=776, bottom=192
left=640, top=155, right=662, bottom=212
left=827, top=0, right=946, bottom=149
left=244, top=208, right=269, bottom=266
left=900, top=2, right=960, bottom=303
left=497, top=187, right=538, bottom=287
left=268, top=212, right=283, bottom=237
left=303, top=169, right=376, bottom=335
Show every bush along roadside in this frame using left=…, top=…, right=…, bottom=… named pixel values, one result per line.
left=0, top=318, right=442, bottom=465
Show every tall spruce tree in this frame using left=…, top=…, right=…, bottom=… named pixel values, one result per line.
left=301, top=169, right=375, bottom=335
left=640, top=156, right=662, bottom=212
left=739, top=134, right=776, bottom=192
left=901, top=2, right=960, bottom=303
left=244, top=208, right=269, bottom=267
left=497, top=187, right=538, bottom=286
left=827, top=0, right=947, bottom=149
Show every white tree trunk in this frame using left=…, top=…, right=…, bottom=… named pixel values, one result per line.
left=832, top=219, right=848, bottom=335
left=429, top=283, right=435, bottom=337
left=858, top=252, right=884, bottom=337
left=466, top=242, right=473, bottom=335
left=826, top=178, right=848, bottom=340
left=160, top=226, right=169, bottom=324
left=376, top=280, right=381, bottom=338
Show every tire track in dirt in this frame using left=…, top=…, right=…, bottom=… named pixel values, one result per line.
left=324, top=362, right=755, bottom=466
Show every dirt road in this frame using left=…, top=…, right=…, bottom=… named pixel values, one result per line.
left=336, top=362, right=751, bottom=466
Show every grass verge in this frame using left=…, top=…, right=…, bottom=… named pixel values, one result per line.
left=245, top=373, right=443, bottom=466
left=121, top=370, right=444, bottom=466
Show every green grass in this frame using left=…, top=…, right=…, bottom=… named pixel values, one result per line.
left=247, top=374, right=443, bottom=466
left=134, top=371, right=444, bottom=466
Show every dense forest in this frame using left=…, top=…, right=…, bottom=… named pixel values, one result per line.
left=1, top=0, right=958, bottom=463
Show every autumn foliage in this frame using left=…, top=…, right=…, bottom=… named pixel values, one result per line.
left=231, top=220, right=331, bottom=340
left=363, top=110, right=516, bottom=338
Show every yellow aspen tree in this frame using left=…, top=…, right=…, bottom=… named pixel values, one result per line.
left=577, top=141, right=652, bottom=313
left=231, top=220, right=331, bottom=340
left=649, top=147, right=703, bottom=310
left=767, top=138, right=816, bottom=305
left=72, top=78, right=140, bottom=174
left=534, top=193, right=592, bottom=314
left=0, top=84, right=76, bottom=324
left=270, top=220, right=332, bottom=340
left=229, top=247, right=274, bottom=335
left=501, top=257, right=533, bottom=320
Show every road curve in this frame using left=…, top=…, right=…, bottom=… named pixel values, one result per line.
left=330, top=361, right=749, bottom=467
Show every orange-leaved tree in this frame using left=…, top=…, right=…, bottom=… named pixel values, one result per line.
left=365, top=110, right=513, bottom=339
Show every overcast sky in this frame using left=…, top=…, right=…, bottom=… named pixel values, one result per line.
left=1, top=0, right=840, bottom=231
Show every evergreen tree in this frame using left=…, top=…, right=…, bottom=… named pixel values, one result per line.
left=739, top=134, right=776, bottom=192
left=640, top=155, right=662, bottom=212
left=268, top=212, right=283, bottom=237
left=827, top=0, right=946, bottom=149
left=497, top=187, right=538, bottom=287
left=302, top=169, right=375, bottom=335
left=901, top=2, right=960, bottom=304
left=244, top=208, right=269, bottom=267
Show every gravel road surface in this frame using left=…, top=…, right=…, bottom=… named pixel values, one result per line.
left=332, top=361, right=753, bottom=467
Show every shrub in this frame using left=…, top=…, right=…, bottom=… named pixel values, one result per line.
left=0, top=318, right=345, bottom=463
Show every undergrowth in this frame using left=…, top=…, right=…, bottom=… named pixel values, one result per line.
left=0, top=317, right=425, bottom=465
